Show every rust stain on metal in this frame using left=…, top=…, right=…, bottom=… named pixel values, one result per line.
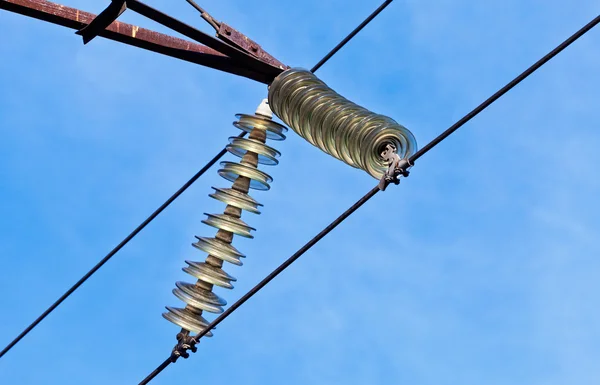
left=218, top=22, right=288, bottom=69
left=1, top=0, right=287, bottom=83
left=0, top=0, right=225, bottom=57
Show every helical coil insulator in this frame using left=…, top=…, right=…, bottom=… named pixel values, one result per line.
left=163, top=100, right=287, bottom=335
left=268, top=68, right=417, bottom=179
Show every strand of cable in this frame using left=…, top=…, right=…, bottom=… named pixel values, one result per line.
left=138, top=14, right=600, bottom=384
left=190, top=187, right=379, bottom=342
left=0, top=132, right=246, bottom=360
left=139, top=186, right=380, bottom=385
left=311, top=0, right=393, bottom=73
left=408, top=14, right=600, bottom=163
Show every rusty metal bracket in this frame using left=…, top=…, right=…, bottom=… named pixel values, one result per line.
left=76, top=0, right=127, bottom=44
left=185, top=0, right=220, bottom=32
left=126, top=0, right=279, bottom=77
left=182, top=0, right=286, bottom=69
left=218, top=22, right=287, bottom=70
left=0, top=0, right=286, bottom=83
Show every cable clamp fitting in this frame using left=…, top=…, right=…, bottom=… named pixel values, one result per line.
left=378, top=144, right=412, bottom=191
left=170, top=332, right=197, bottom=362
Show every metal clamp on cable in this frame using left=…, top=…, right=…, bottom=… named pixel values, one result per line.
left=170, top=332, right=197, bottom=362
left=378, top=144, right=412, bottom=191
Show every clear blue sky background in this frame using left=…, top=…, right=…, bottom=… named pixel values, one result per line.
left=1, top=0, right=600, bottom=384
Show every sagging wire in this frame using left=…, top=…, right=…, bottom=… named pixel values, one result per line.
left=409, top=14, right=600, bottom=163
left=140, top=186, right=381, bottom=385
left=311, top=0, right=393, bottom=73
left=138, top=13, right=600, bottom=384
left=0, top=132, right=246, bottom=360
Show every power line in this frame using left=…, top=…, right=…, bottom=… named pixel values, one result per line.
left=139, top=186, right=381, bottom=385
left=0, top=132, right=246, bottom=359
left=409, top=14, right=600, bottom=163
left=192, top=188, right=380, bottom=340
left=138, top=13, right=600, bottom=384
left=139, top=358, right=172, bottom=385
left=311, top=0, right=393, bottom=73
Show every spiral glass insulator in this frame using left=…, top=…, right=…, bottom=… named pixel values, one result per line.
left=268, top=68, right=417, bottom=179
left=163, top=100, right=287, bottom=335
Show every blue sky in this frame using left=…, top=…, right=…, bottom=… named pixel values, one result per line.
left=1, top=0, right=600, bottom=384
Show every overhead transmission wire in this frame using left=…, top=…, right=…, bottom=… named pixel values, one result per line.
left=311, top=0, right=393, bottom=72
left=410, top=14, right=600, bottom=163
left=0, top=0, right=395, bottom=362
left=139, top=186, right=380, bottom=385
left=0, top=132, right=246, bottom=359
left=138, top=13, right=600, bottom=385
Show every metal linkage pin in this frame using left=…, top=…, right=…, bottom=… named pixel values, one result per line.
left=378, top=144, right=412, bottom=191
left=170, top=332, right=198, bottom=362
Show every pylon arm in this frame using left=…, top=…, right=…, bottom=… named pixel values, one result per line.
left=0, top=0, right=286, bottom=84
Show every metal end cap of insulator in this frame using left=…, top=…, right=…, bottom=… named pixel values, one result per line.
left=255, top=98, right=273, bottom=119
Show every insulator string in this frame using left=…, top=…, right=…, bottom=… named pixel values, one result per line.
left=268, top=67, right=417, bottom=179
left=138, top=14, right=599, bottom=384
left=162, top=104, right=287, bottom=338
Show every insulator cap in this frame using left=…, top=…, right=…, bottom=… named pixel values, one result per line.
left=172, top=281, right=226, bottom=314
left=192, top=236, right=246, bottom=265
left=162, top=307, right=214, bottom=336
left=255, top=98, right=273, bottom=118
left=183, top=261, right=236, bottom=289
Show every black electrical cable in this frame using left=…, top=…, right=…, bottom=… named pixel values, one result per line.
left=311, top=0, right=393, bottom=73
left=139, top=358, right=172, bottom=385
left=409, top=14, right=600, bottom=163
left=138, top=13, right=600, bottom=384
left=0, top=132, right=246, bottom=360
left=138, top=186, right=381, bottom=385
left=191, top=187, right=380, bottom=343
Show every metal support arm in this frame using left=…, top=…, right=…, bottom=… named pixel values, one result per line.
left=0, top=0, right=286, bottom=83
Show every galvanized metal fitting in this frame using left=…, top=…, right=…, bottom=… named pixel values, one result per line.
left=170, top=332, right=197, bottom=362
left=378, top=144, right=412, bottom=191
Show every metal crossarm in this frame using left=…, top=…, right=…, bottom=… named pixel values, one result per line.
left=0, top=0, right=286, bottom=83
